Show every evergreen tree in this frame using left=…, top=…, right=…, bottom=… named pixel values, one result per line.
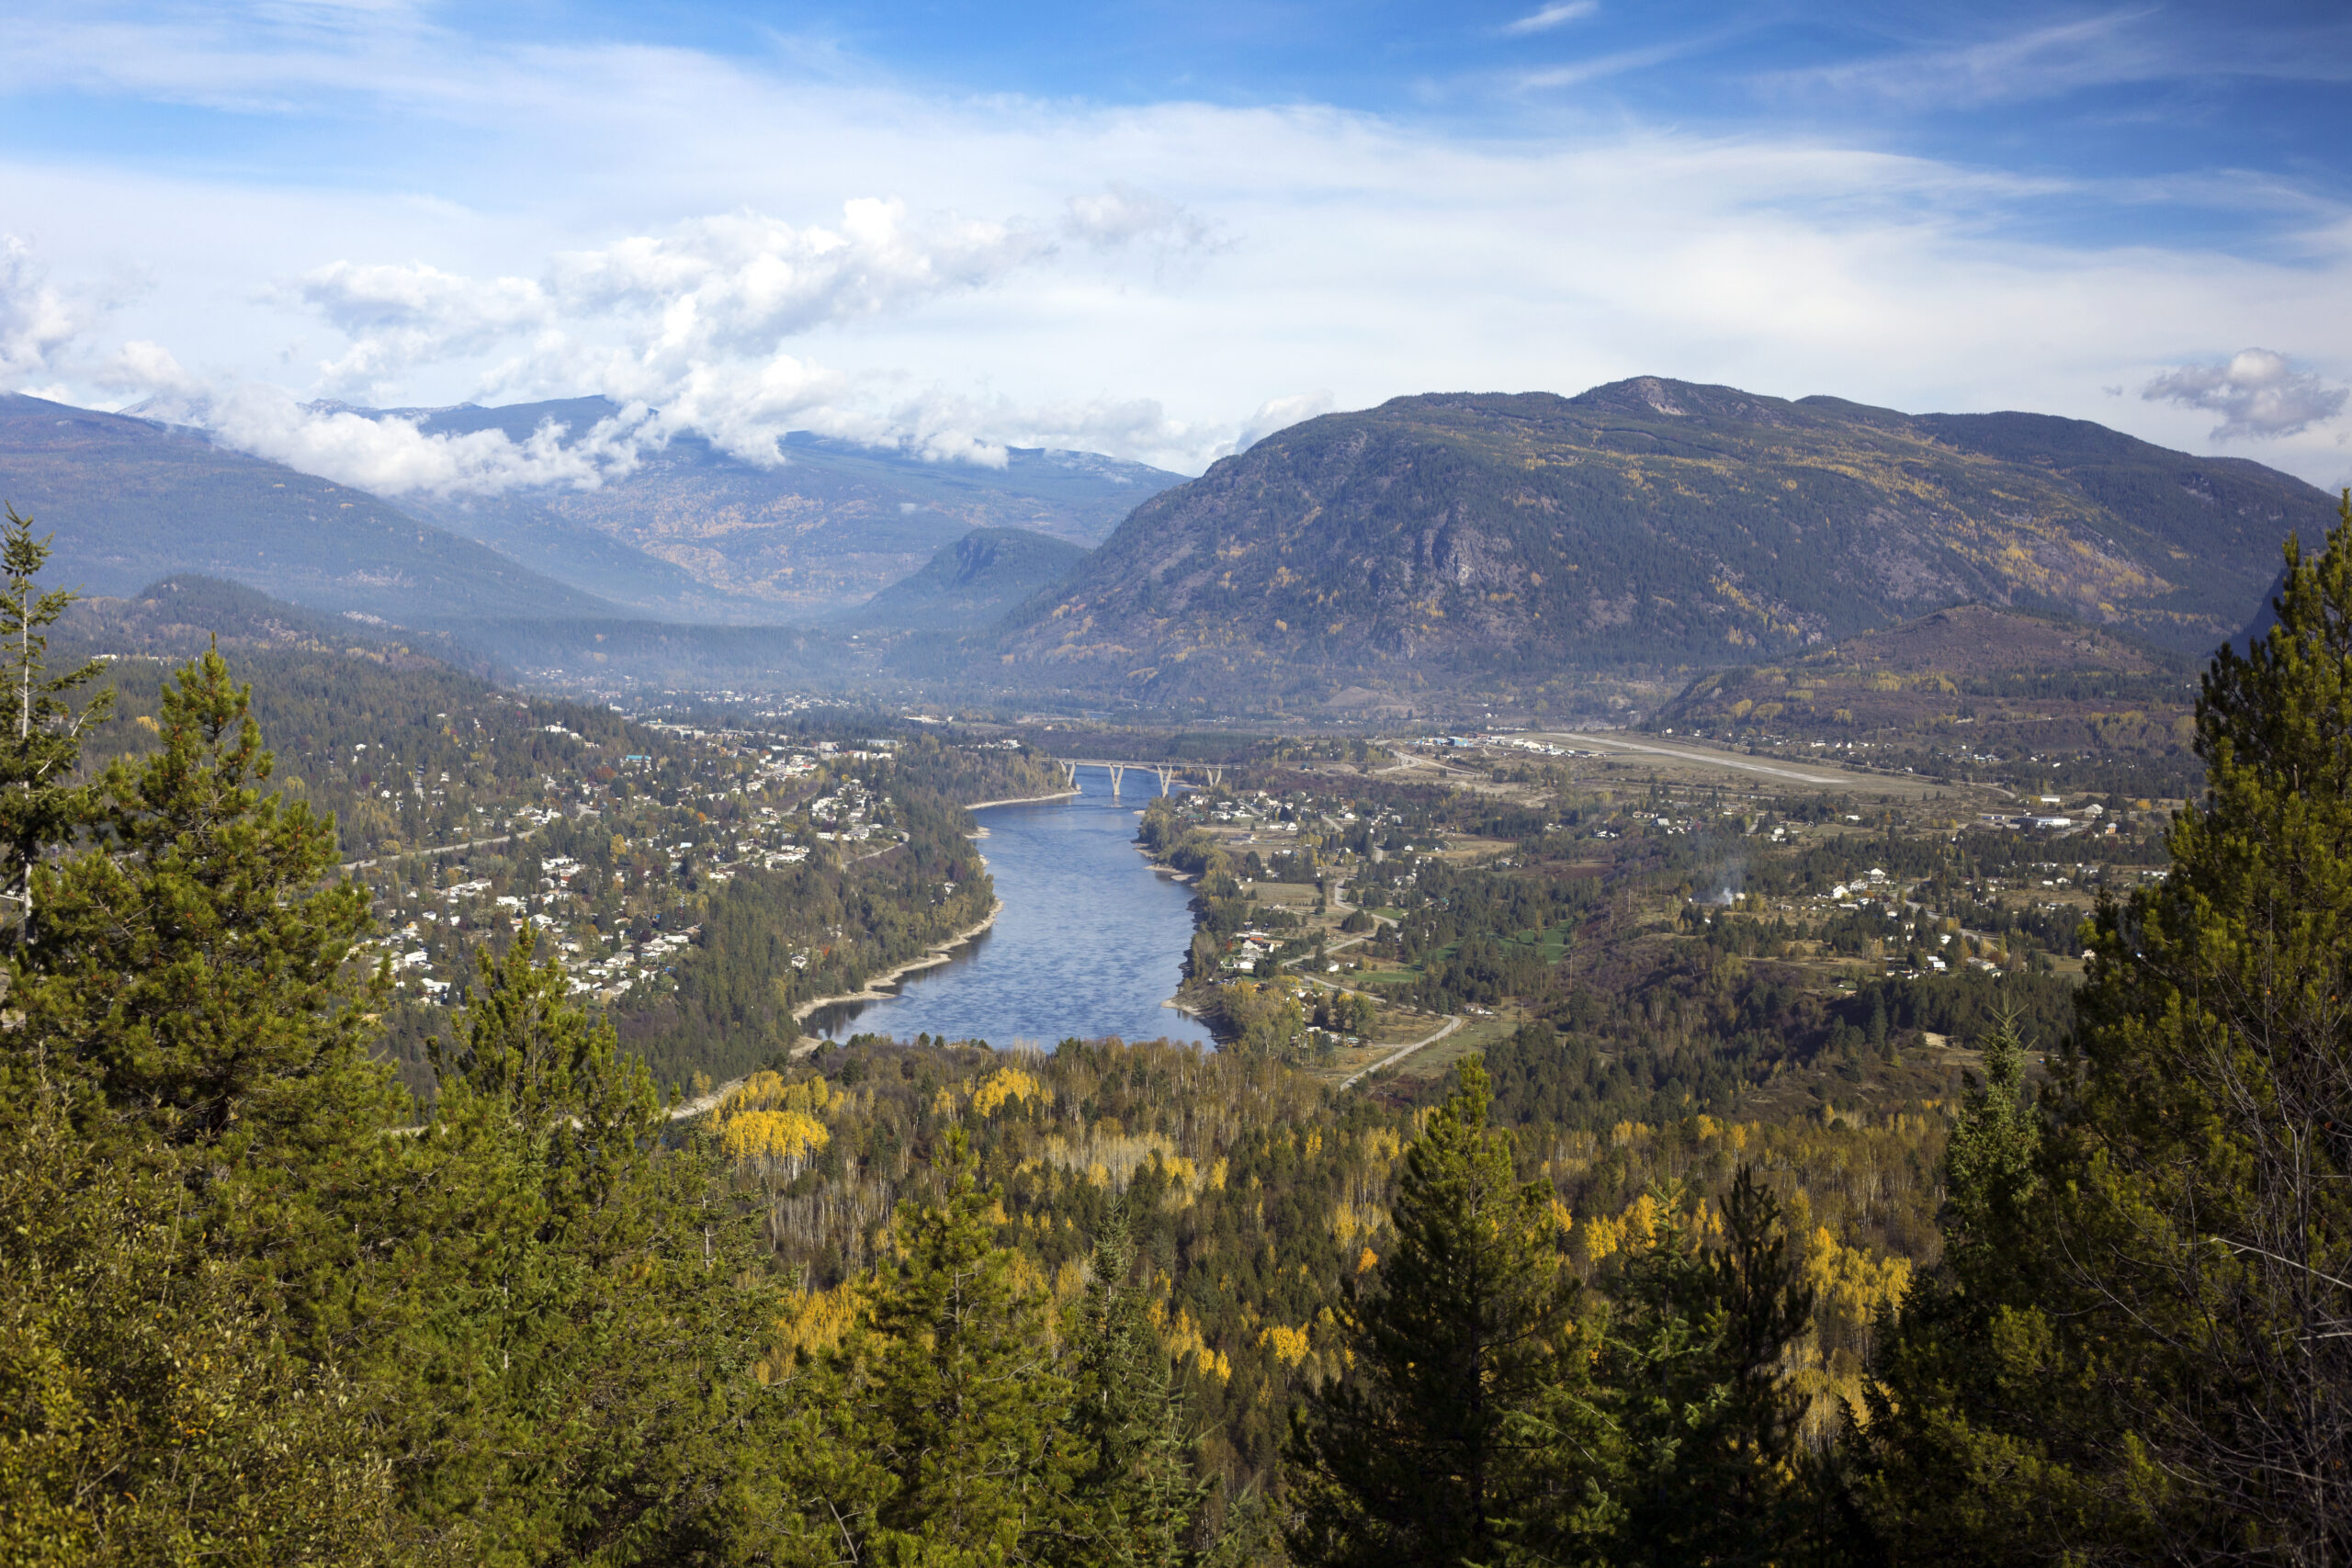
left=0, top=1046, right=398, bottom=1565
left=1849, top=1014, right=2109, bottom=1563
left=0, top=643, right=403, bottom=1562
left=1859, top=491, right=2352, bottom=1562
left=1066, top=1200, right=1208, bottom=1567
left=1286, top=1055, right=1606, bottom=1568
left=1937, top=1011, right=2041, bottom=1279
left=863, top=1128, right=1075, bottom=1564
left=387, top=930, right=763, bottom=1562
left=1600, top=1169, right=1818, bottom=1567
left=2057, top=489, right=2352, bottom=1556
left=0, top=503, right=110, bottom=950
left=19, top=644, right=387, bottom=1155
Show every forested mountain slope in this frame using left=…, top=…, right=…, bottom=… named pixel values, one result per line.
left=0, top=394, right=622, bottom=625
left=999, top=378, right=2328, bottom=707
left=845, top=526, right=1090, bottom=630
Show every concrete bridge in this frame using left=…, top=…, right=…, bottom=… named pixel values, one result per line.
left=1056, top=758, right=1228, bottom=797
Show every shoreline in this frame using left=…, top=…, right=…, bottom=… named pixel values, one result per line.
left=962, top=789, right=1080, bottom=810
left=788, top=898, right=1006, bottom=1033
left=1129, top=835, right=1228, bottom=1044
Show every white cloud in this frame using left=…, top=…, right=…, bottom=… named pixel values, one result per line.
left=1503, top=2, right=1599, bottom=37
left=1233, top=392, right=1336, bottom=453
left=0, top=237, right=90, bottom=386
left=1062, top=185, right=1214, bottom=254
left=2142, top=349, right=2348, bottom=440
left=6, top=11, right=2352, bottom=496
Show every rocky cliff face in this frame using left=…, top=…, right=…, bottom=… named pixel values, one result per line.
left=994, top=379, right=2328, bottom=708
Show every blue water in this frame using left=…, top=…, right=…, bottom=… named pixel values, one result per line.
left=807, top=768, right=1215, bottom=1047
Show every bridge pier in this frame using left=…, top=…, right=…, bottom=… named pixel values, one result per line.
left=1062, top=761, right=1077, bottom=787
left=1107, top=763, right=1125, bottom=796
left=1155, top=763, right=1173, bottom=795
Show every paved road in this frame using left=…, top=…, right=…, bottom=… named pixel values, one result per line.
left=1540, top=730, right=1852, bottom=785
left=341, top=829, right=527, bottom=874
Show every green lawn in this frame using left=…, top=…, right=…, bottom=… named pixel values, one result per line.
left=1501, top=921, right=1577, bottom=964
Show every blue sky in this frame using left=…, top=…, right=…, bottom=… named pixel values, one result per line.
left=1, top=0, right=2346, bottom=490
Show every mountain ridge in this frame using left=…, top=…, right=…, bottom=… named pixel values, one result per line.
left=991, top=378, right=2330, bottom=712
left=0, top=393, right=623, bottom=626
left=845, top=526, right=1091, bottom=632
left=372, top=398, right=1183, bottom=617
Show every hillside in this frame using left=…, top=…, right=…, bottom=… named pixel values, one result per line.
left=380, top=399, right=1181, bottom=618
left=1652, top=604, right=2204, bottom=797
left=0, top=394, right=623, bottom=626
left=844, top=526, right=1089, bottom=631
left=996, top=378, right=2330, bottom=712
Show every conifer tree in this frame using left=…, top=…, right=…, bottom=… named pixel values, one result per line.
left=1859, top=491, right=2352, bottom=1562
left=0, top=1031, right=400, bottom=1564
left=1286, top=1055, right=1605, bottom=1568
left=864, top=1128, right=1074, bottom=1564
left=19, top=644, right=386, bottom=1154
left=1849, top=1015, right=2105, bottom=1563
left=1937, top=1011, right=2041, bottom=1277
left=1601, top=1170, right=1817, bottom=1566
left=0, top=638, right=402, bottom=1562
left=2057, top=488, right=2352, bottom=1556
left=1067, top=1200, right=1208, bottom=1567
left=0, top=503, right=109, bottom=951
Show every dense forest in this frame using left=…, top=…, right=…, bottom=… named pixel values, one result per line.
left=4, top=495, right=2349, bottom=1563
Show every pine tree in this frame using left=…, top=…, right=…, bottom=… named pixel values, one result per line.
left=1067, top=1200, right=1208, bottom=1567
left=1858, top=491, right=2352, bottom=1562
left=1286, top=1055, right=1605, bottom=1568
left=0, top=639, right=402, bottom=1563
left=0, top=1060, right=398, bottom=1564
left=1849, top=1015, right=2107, bottom=1563
left=1600, top=1169, right=1817, bottom=1567
left=2057, top=488, right=2352, bottom=1555
left=863, top=1128, right=1074, bottom=1564
left=386, top=929, right=764, bottom=1562
left=19, top=644, right=387, bottom=1153
left=1937, top=1010, right=2040, bottom=1277
left=0, top=503, right=110, bottom=951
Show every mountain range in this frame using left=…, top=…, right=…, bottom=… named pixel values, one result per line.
left=3, top=378, right=2334, bottom=720
left=992, top=378, right=2336, bottom=711
left=378, top=398, right=1181, bottom=620
left=0, top=394, right=621, bottom=625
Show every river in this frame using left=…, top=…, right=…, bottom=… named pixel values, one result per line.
left=805, top=768, right=1216, bottom=1047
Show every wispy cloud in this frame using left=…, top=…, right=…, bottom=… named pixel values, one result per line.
left=1779, top=8, right=2352, bottom=109
left=2143, top=348, right=2347, bottom=440
left=1519, top=38, right=1698, bottom=89
left=7, top=4, right=2352, bottom=497
left=1502, top=2, right=1598, bottom=37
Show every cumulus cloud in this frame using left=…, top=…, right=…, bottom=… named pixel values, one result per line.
left=299, top=260, right=549, bottom=389
left=297, top=200, right=1054, bottom=402
left=57, top=181, right=1266, bottom=496
left=2142, top=348, right=2348, bottom=440
left=187, top=197, right=1215, bottom=485
left=116, top=370, right=656, bottom=498
left=1504, top=2, right=1600, bottom=36
left=0, top=237, right=92, bottom=388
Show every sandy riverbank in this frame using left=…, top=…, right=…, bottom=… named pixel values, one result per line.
left=786, top=898, right=1006, bottom=1035
left=960, top=789, right=1080, bottom=810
